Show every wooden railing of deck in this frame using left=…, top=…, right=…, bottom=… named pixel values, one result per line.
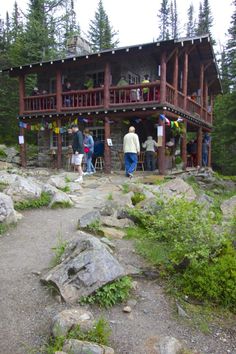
left=166, top=83, right=175, bottom=105
left=24, top=93, right=56, bottom=113
left=109, top=82, right=161, bottom=106
left=61, top=88, right=104, bottom=110
left=187, top=97, right=201, bottom=117
left=177, top=91, right=185, bottom=110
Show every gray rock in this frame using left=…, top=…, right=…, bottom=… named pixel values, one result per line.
left=67, top=182, right=82, bottom=193
left=48, top=175, right=67, bottom=189
left=111, top=191, right=134, bottom=208
left=157, top=178, right=197, bottom=202
left=146, top=335, right=184, bottom=354
left=0, top=192, right=17, bottom=224
left=78, top=210, right=101, bottom=229
left=49, top=191, right=73, bottom=208
left=55, top=352, right=68, bottom=354
left=100, top=216, right=134, bottom=228
left=41, top=232, right=125, bottom=303
left=0, top=172, right=18, bottom=185
left=63, top=339, right=114, bottom=354
left=52, top=308, right=94, bottom=338
left=100, top=200, right=118, bottom=217
left=4, top=176, right=42, bottom=202
left=176, top=303, right=188, bottom=317
left=197, top=193, right=214, bottom=207
left=221, top=195, right=236, bottom=220
left=138, top=197, right=162, bottom=215
left=123, top=306, right=132, bottom=313
left=41, top=183, right=58, bottom=196
left=100, top=227, right=126, bottom=239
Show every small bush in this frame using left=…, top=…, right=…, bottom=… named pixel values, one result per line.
left=85, top=220, right=103, bottom=235
left=14, top=192, right=51, bottom=210
left=0, top=149, right=7, bottom=158
left=64, top=176, right=72, bottom=183
left=50, top=237, right=68, bottom=267
left=58, top=185, right=71, bottom=193
left=50, top=201, right=72, bottom=209
left=80, top=276, right=132, bottom=308
left=122, top=183, right=130, bottom=194
left=131, top=192, right=146, bottom=206
left=107, top=192, right=113, bottom=200
left=0, top=223, right=8, bottom=235
left=44, top=318, right=111, bottom=354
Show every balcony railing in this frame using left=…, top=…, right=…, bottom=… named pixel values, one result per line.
left=22, top=82, right=212, bottom=124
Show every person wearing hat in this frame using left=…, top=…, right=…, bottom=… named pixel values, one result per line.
left=142, top=136, right=158, bottom=171
left=123, top=126, right=140, bottom=178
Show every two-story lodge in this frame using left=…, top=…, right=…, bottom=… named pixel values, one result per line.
left=2, top=34, right=221, bottom=174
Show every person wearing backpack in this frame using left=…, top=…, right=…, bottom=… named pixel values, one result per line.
left=83, top=128, right=95, bottom=175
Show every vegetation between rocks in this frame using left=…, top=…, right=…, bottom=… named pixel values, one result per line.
left=50, top=237, right=69, bottom=267
left=0, top=149, right=7, bottom=158
left=84, top=220, right=103, bottom=236
left=131, top=192, right=146, bottom=206
left=44, top=318, right=111, bottom=354
left=80, top=276, right=133, bottom=308
left=127, top=197, right=236, bottom=310
left=50, top=200, right=72, bottom=209
left=58, top=185, right=71, bottom=193
left=0, top=182, right=8, bottom=192
left=14, top=192, right=51, bottom=210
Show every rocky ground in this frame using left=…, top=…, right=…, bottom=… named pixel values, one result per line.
left=0, top=168, right=236, bottom=354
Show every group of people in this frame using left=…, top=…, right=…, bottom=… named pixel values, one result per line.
left=187, top=133, right=211, bottom=168
left=123, top=126, right=158, bottom=178
left=70, top=125, right=96, bottom=183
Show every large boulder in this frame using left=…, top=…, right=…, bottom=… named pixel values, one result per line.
left=111, top=191, right=134, bottom=208
left=152, top=178, right=197, bottom=202
left=48, top=175, right=67, bottom=189
left=100, top=216, right=134, bottom=228
left=52, top=308, right=94, bottom=338
left=0, top=172, right=18, bottom=185
left=78, top=210, right=101, bottom=229
left=41, top=232, right=125, bottom=303
left=41, top=183, right=58, bottom=196
left=49, top=191, right=73, bottom=208
left=0, top=192, right=17, bottom=224
left=145, top=335, right=185, bottom=354
left=221, top=195, right=236, bottom=219
left=63, top=339, right=114, bottom=354
left=4, top=176, right=42, bottom=202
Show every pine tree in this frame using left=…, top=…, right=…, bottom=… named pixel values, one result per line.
left=170, top=0, right=178, bottom=39
left=88, top=0, right=119, bottom=51
left=226, top=0, right=236, bottom=89
left=220, top=48, right=230, bottom=93
left=5, top=12, right=11, bottom=46
left=11, top=2, right=23, bottom=42
left=196, top=0, right=214, bottom=43
left=186, top=3, right=196, bottom=37
left=158, top=0, right=170, bottom=40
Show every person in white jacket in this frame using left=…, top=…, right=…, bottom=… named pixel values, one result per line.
left=123, top=126, right=140, bottom=178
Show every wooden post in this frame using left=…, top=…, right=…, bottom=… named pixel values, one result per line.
left=182, top=50, right=188, bottom=110
left=204, top=81, right=209, bottom=122
left=19, top=74, right=25, bottom=115
left=104, top=117, right=111, bottom=173
left=200, top=64, right=204, bottom=118
left=104, top=62, right=111, bottom=110
left=19, top=127, right=27, bottom=168
left=208, top=139, right=212, bottom=167
left=181, top=121, right=187, bottom=169
left=197, top=126, right=202, bottom=167
left=56, top=70, right=62, bottom=112
left=173, top=49, right=179, bottom=106
left=57, top=119, right=62, bottom=169
left=210, top=95, right=213, bottom=124
left=160, top=51, right=167, bottom=103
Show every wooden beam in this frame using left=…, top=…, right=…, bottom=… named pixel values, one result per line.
left=57, top=119, right=62, bottom=169
left=158, top=110, right=166, bottom=175
left=200, top=63, right=204, bottom=117
left=160, top=51, right=167, bottom=103
left=104, top=117, right=111, bottom=173
left=204, top=80, right=209, bottom=121
left=197, top=126, right=202, bottom=167
left=19, top=75, right=25, bottom=115
left=173, top=49, right=179, bottom=106
left=182, top=50, right=188, bottom=110
left=104, top=62, right=111, bottom=110
left=19, top=127, right=27, bottom=168
left=166, top=48, right=178, bottom=63
left=56, top=70, right=62, bottom=112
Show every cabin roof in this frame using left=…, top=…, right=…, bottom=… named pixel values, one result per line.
left=1, top=34, right=221, bottom=94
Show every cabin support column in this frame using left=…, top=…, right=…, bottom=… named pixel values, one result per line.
left=204, top=81, right=209, bottom=122
left=57, top=119, right=62, bottom=169
left=173, top=49, right=179, bottom=106
left=104, top=117, right=111, bottom=173
left=19, top=75, right=27, bottom=167
left=104, top=62, right=111, bottom=110
left=197, top=126, right=202, bottom=167
left=159, top=51, right=167, bottom=175
left=56, top=70, right=62, bottom=112
left=208, top=139, right=212, bottom=167
left=181, top=50, right=188, bottom=169
left=200, top=64, right=204, bottom=118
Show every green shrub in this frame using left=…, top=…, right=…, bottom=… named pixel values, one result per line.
left=107, top=192, right=113, bottom=200
left=50, top=237, right=68, bottom=267
left=131, top=192, right=146, bottom=206
left=0, top=149, right=7, bottom=158
left=50, top=201, right=72, bottom=209
left=122, top=183, right=130, bottom=194
left=80, top=276, right=132, bottom=308
left=58, top=185, right=71, bottom=193
left=0, top=223, right=8, bottom=235
left=84, top=220, right=103, bottom=235
left=175, top=156, right=182, bottom=165
left=14, top=192, right=51, bottom=210
left=44, top=318, right=111, bottom=354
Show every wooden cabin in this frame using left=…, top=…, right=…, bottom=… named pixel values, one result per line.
left=2, top=34, right=221, bottom=173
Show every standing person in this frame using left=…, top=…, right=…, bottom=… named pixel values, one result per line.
left=83, top=128, right=95, bottom=175
left=123, top=126, right=140, bottom=178
left=71, top=125, right=84, bottom=182
left=142, top=136, right=158, bottom=171
left=202, top=138, right=209, bottom=168
left=142, top=74, right=150, bottom=101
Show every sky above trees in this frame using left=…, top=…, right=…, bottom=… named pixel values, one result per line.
left=0, top=0, right=233, bottom=47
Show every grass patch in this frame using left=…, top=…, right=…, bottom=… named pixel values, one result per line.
left=84, top=220, right=103, bottom=236
left=64, top=176, right=72, bottom=183
left=122, top=183, right=130, bottom=194
left=107, top=192, right=113, bottom=201
left=0, top=149, right=7, bottom=158
left=44, top=318, right=111, bottom=354
left=58, top=185, right=71, bottom=193
left=0, top=223, right=9, bottom=235
left=14, top=192, right=51, bottom=211
left=50, top=237, right=69, bottom=267
left=185, top=176, right=201, bottom=195
left=80, top=276, right=132, bottom=308
left=131, top=192, right=146, bottom=206
left=50, top=201, right=72, bottom=209
left=0, top=182, right=8, bottom=192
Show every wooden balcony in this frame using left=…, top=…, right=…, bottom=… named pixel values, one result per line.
left=21, top=82, right=212, bottom=124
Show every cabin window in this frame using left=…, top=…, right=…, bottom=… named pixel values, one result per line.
left=127, top=72, right=140, bottom=84
left=89, top=127, right=105, bottom=141
left=86, top=71, right=104, bottom=87
left=50, top=131, right=70, bottom=149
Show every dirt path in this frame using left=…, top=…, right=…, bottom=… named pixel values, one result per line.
left=0, top=176, right=235, bottom=354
